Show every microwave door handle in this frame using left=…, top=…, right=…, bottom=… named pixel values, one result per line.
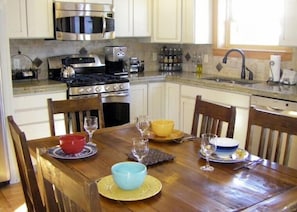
left=102, top=17, right=106, bottom=37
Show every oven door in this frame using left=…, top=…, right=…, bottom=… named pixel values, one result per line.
left=101, top=91, right=130, bottom=127
left=68, top=90, right=130, bottom=127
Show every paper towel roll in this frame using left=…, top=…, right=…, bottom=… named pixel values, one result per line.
left=270, top=55, right=281, bottom=82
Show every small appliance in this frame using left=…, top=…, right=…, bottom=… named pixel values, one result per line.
left=104, top=46, right=128, bottom=75
left=280, top=69, right=297, bottom=85
left=129, top=57, right=140, bottom=73
left=54, top=2, right=115, bottom=41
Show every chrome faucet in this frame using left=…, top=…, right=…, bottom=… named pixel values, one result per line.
left=222, top=48, right=246, bottom=80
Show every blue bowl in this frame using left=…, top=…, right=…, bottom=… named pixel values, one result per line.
left=111, top=162, right=147, bottom=190
left=214, top=137, right=239, bottom=158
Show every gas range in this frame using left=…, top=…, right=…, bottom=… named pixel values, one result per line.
left=47, top=54, right=130, bottom=97
left=67, top=74, right=130, bottom=96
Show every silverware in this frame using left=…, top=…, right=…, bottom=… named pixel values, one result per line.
left=233, top=158, right=263, bottom=171
left=173, top=135, right=197, bottom=144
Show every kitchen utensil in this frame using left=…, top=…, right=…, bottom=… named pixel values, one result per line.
left=61, top=65, right=75, bottom=78
left=111, top=161, right=147, bottom=190
left=131, top=137, right=149, bottom=164
left=200, top=133, right=217, bottom=171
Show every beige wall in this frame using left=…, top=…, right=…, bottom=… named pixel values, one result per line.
left=10, top=38, right=297, bottom=81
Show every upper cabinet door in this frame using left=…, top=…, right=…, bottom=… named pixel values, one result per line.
left=7, top=0, right=27, bottom=38
left=114, top=0, right=133, bottom=37
left=133, top=0, right=151, bottom=37
left=114, top=0, right=150, bottom=37
left=279, top=0, right=297, bottom=46
left=53, top=0, right=112, bottom=3
left=8, top=0, right=54, bottom=38
left=27, top=0, right=53, bottom=38
left=182, top=0, right=212, bottom=44
left=151, top=0, right=182, bottom=43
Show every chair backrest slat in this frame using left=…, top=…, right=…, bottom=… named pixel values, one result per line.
left=245, top=107, right=297, bottom=167
left=191, top=95, right=236, bottom=138
left=37, top=149, right=101, bottom=212
left=48, top=96, right=105, bottom=136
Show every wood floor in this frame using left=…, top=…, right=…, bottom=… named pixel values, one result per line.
left=0, top=182, right=27, bottom=212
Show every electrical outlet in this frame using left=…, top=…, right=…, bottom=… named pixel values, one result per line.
left=203, top=54, right=208, bottom=63
left=13, top=58, right=21, bottom=69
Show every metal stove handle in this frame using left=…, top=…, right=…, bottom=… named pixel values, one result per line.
left=101, top=91, right=129, bottom=98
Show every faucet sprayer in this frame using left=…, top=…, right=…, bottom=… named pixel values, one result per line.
left=222, top=48, right=246, bottom=80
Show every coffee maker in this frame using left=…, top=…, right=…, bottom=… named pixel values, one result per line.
left=104, top=46, right=128, bottom=75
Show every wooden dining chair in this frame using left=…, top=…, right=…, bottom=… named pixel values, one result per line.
left=7, top=116, right=45, bottom=212
left=36, top=148, right=101, bottom=212
left=191, top=95, right=236, bottom=138
left=47, top=95, right=105, bottom=136
left=245, top=106, right=297, bottom=166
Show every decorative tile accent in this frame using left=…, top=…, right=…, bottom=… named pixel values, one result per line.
left=185, top=52, right=191, bottom=61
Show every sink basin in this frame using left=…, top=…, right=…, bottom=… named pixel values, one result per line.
left=202, top=77, right=259, bottom=85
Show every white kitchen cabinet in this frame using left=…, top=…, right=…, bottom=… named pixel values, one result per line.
left=54, top=0, right=112, bottom=3
left=8, top=0, right=54, bottom=38
left=130, top=84, right=148, bottom=122
left=148, top=82, right=165, bottom=120
left=279, top=0, right=297, bottom=46
left=182, top=0, right=212, bottom=44
left=151, top=0, right=212, bottom=44
left=114, top=0, right=151, bottom=37
left=165, top=82, right=180, bottom=129
left=13, top=92, right=66, bottom=139
left=180, top=85, right=250, bottom=148
left=152, top=0, right=182, bottom=43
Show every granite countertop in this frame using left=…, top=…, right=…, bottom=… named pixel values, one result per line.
left=13, top=79, right=67, bottom=96
left=13, top=72, right=297, bottom=102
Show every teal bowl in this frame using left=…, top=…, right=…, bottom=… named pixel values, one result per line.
left=111, top=162, right=147, bottom=190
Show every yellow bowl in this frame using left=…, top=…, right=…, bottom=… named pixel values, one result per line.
left=151, top=120, right=174, bottom=137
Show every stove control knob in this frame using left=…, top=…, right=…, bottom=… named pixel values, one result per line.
left=113, top=84, right=120, bottom=91
left=105, top=85, right=111, bottom=92
left=95, top=86, right=102, bottom=93
left=78, top=88, right=85, bottom=94
left=119, top=84, right=124, bottom=90
left=86, top=87, right=92, bottom=93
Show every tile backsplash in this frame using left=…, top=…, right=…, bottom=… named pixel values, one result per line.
left=10, top=38, right=297, bottom=82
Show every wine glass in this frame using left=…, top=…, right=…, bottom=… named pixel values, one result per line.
left=84, top=116, right=98, bottom=146
left=200, top=133, right=217, bottom=171
left=131, top=137, right=149, bottom=164
left=135, top=115, right=150, bottom=138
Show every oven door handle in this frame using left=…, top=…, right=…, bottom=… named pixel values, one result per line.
left=101, top=92, right=129, bottom=98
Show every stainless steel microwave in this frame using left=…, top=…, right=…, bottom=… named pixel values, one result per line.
left=54, top=2, right=115, bottom=41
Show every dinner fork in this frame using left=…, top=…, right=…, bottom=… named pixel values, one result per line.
left=233, top=158, right=263, bottom=171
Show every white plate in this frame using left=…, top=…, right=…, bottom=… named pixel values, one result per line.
left=200, top=148, right=249, bottom=163
left=48, top=143, right=97, bottom=159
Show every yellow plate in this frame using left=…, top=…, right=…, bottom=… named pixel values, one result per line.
left=97, top=175, right=162, bottom=201
left=149, top=129, right=184, bottom=142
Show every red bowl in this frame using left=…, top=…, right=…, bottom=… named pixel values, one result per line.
left=59, top=134, right=86, bottom=154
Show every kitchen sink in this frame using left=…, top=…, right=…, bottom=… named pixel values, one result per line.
left=202, top=77, right=260, bottom=85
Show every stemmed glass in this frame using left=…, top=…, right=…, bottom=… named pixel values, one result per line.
left=200, top=133, right=217, bottom=171
left=84, top=116, right=98, bottom=146
left=131, top=137, right=149, bottom=164
left=135, top=115, right=150, bottom=139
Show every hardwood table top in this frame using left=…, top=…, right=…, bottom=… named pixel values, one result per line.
left=28, top=124, right=297, bottom=211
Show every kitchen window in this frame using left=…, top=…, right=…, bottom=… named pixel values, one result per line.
left=213, top=0, right=292, bottom=60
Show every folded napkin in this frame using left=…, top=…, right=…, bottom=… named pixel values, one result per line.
left=128, top=148, right=175, bottom=166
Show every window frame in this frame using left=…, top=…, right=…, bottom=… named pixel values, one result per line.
left=212, top=0, right=292, bottom=61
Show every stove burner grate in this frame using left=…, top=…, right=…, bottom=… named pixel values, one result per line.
left=65, top=74, right=129, bottom=87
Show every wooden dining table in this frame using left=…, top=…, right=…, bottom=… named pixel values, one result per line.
left=28, top=124, right=297, bottom=211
